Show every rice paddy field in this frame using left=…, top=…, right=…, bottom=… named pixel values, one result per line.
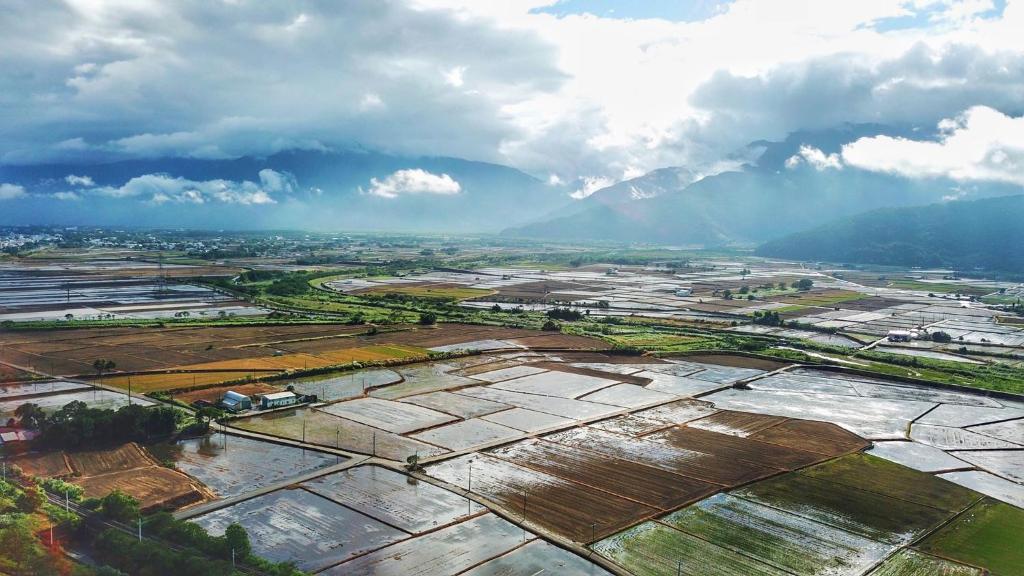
left=590, top=452, right=1004, bottom=576
left=159, top=432, right=338, bottom=498
left=0, top=387, right=154, bottom=420
left=3, top=248, right=1023, bottom=575
left=193, top=488, right=408, bottom=572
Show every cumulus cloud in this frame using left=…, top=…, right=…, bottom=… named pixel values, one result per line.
left=0, top=183, right=27, bottom=200
left=53, top=191, right=81, bottom=201
left=841, top=106, right=1024, bottom=185
left=786, top=145, right=843, bottom=170
left=65, top=174, right=94, bottom=186
left=0, top=0, right=1022, bottom=185
left=88, top=170, right=293, bottom=205
left=364, top=169, right=462, bottom=199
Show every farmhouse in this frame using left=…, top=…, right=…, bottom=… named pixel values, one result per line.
left=220, top=390, right=253, bottom=412
left=0, top=427, right=38, bottom=446
left=258, top=391, right=299, bottom=409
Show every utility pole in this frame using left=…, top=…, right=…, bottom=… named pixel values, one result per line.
left=138, top=517, right=142, bottom=542
left=522, top=490, right=528, bottom=542
left=127, top=376, right=132, bottom=406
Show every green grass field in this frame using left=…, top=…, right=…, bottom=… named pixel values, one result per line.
left=916, top=498, right=1024, bottom=576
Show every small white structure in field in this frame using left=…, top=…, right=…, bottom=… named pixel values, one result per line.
left=675, top=288, right=693, bottom=297
left=887, top=330, right=912, bottom=342
left=259, top=391, right=299, bottom=409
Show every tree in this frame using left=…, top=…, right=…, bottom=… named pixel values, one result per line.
left=931, top=331, right=953, bottom=343
left=64, top=313, right=74, bottom=321
left=92, top=359, right=116, bottom=379
left=13, top=403, right=46, bottom=430
left=792, top=279, right=814, bottom=291
left=16, top=485, right=44, bottom=513
left=0, top=518, right=54, bottom=573
left=722, top=289, right=733, bottom=300
left=100, top=489, right=139, bottom=522
left=224, top=523, right=251, bottom=558
left=738, top=285, right=750, bottom=294
left=541, top=319, right=560, bottom=331
left=418, top=312, right=437, bottom=325
left=195, top=406, right=224, bottom=433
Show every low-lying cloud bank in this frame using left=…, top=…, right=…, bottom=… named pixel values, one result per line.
left=363, top=169, right=462, bottom=199
left=784, top=106, right=1024, bottom=188
left=841, top=106, right=1024, bottom=186
left=34, top=169, right=297, bottom=205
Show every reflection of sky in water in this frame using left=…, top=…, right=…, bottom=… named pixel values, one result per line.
left=291, top=369, right=400, bottom=401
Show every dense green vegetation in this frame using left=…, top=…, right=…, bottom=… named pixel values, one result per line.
left=11, top=401, right=181, bottom=450
left=757, top=195, right=1024, bottom=274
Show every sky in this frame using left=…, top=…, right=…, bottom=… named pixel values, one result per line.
left=1, top=0, right=1023, bottom=202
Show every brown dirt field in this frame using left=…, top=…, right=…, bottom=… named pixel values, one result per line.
left=100, top=371, right=259, bottom=393
left=835, top=296, right=911, bottom=312
left=544, top=428, right=778, bottom=487
left=749, top=419, right=869, bottom=456
left=687, top=410, right=789, bottom=437
left=384, top=324, right=539, bottom=348
left=75, top=465, right=208, bottom=511
left=683, top=353, right=790, bottom=371
left=67, top=443, right=153, bottom=476
left=1, top=323, right=603, bottom=389
left=506, top=333, right=607, bottom=349
left=491, top=280, right=613, bottom=302
left=644, top=426, right=826, bottom=470
left=528, top=361, right=650, bottom=385
left=434, top=454, right=659, bottom=543
left=0, top=364, right=36, bottom=383
left=489, top=439, right=718, bottom=511
left=173, top=383, right=283, bottom=405
left=11, top=452, right=72, bottom=478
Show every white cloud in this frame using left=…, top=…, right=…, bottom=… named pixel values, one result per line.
left=0, top=0, right=1022, bottom=183
left=53, top=191, right=82, bottom=201
left=0, top=183, right=27, bottom=200
left=89, top=171, right=289, bottom=205
left=570, top=175, right=614, bottom=199
left=841, top=106, right=1024, bottom=185
left=443, top=66, right=466, bottom=87
left=786, top=145, right=843, bottom=171
left=364, top=169, right=462, bottom=199
left=65, top=174, right=95, bottom=186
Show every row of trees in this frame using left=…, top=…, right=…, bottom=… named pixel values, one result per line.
left=12, top=401, right=180, bottom=450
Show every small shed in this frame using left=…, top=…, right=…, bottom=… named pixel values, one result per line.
left=220, top=390, right=252, bottom=412
left=259, top=391, right=299, bottom=410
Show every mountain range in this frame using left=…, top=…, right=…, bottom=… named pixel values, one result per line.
left=756, top=194, right=1024, bottom=274
left=0, top=150, right=571, bottom=233
left=3, top=125, right=1019, bottom=244
left=503, top=124, right=1020, bottom=246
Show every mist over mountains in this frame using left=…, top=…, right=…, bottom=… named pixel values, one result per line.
left=757, top=194, right=1024, bottom=273
left=504, top=124, right=1022, bottom=246
left=2, top=123, right=1020, bottom=245
left=0, top=150, right=570, bottom=232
